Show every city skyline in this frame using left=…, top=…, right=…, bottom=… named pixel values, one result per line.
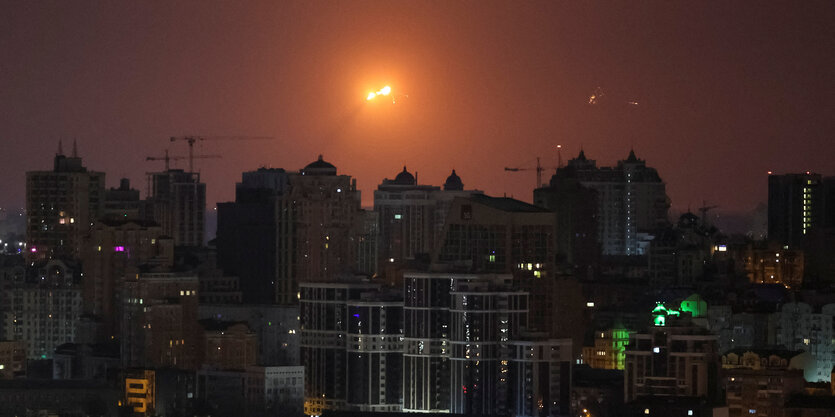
left=2, top=2, right=835, bottom=215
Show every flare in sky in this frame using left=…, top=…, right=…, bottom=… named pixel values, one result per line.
left=366, top=85, right=392, bottom=100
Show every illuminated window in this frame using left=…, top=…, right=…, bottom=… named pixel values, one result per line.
left=653, top=347, right=660, bottom=353
left=586, top=302, right=595, bottom=308
left=394, top=214, right=402, bottom=220
left=644, top=409, right=650, bottom=415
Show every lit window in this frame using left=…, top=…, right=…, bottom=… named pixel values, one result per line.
left=394, top=214, right=402, bottom=220
left=653, top=347, right=660, bottom=353
left=644, top=409, right=650, bottom=415
left=688, top=411, right=693, bottom=416
left=586, top=302, right=595, bottom=308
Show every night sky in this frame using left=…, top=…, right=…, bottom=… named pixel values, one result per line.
left=2, top=1, right=834, bottom=217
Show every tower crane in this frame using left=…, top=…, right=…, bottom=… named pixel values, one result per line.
left=145, top=149, right=221, bottom=171
left=504, top=157, right=556, bottom=189
left=698, top=200, right=719, bottom=226
left=169, top=135, right=273, bottom=172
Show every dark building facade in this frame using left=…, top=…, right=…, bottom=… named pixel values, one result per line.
left=768, top=172, right=824, bottom=247
left=217, top=157, right=363, bottom=305
left=147, top=169, right=206, bottom=247
left=26, top=142, right=105, bottom=260
left=299, top=281, right=402, bottom=415
left=547, top=150, right=669, bottom=256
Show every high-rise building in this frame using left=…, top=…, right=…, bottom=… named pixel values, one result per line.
left=534, top=174, right=599, bottom=271
left=447, top=275, right=528, bottom=415
left=299, top=281, right=402, bottom=415
left=26, top=142, right=105, bottom=259
left=103, top=178, right=151, bottom=222
left=768, top=172, right=824, bottom=247
left=434, top=194, right=555, bottom=275
left=3, top=259, right=82, bottom=359
left=217, top=157, right=363, bottom=305
left=402, top=272, right=572, bottom=416
left=403, top=272, right=454, bottom=413
left=217, top=168, right=289, bottom=304
left=80, top=219, right=168, bottom=340
left=374, top=168, right=481, bottom=271
left=121, top=272, right=200, bottom=370
left=549, top=150, right=669, bottom=256
left=147, top=169, right=206, bottom=247
left=510, top=335, right=573, bottom=417
left=0, top=255, right=25, bottom=342
left=291, top=156, right=363, bottom=285
left=356, top=209, right=379, bottom=276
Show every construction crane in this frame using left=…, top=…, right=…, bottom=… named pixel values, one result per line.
left=505, top=157, right=555, bottom=189
left=145, top=149, right=221, bottom=171
left=698, top=200, right=719, bottom=226
left=169, top=135, right=273, bottom=172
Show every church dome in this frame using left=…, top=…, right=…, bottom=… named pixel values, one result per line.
left=302, top=155, right=337, bottom=176
left=392, top=166, right=416, bottom=185
left=444, top=169, right=463, bottom=191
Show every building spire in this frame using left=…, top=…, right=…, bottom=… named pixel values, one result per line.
left=72, top=139, right=78, bottom=158
left=58, top=140, right=64, bottom=156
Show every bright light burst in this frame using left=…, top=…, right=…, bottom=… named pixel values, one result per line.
left=366, top=85, right=392, bottom=100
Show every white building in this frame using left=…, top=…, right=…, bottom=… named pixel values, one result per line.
left=774, top=302, right=835, bottom=382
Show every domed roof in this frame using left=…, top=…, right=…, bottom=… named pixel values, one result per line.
left=302, top=155, right=337, bottom=176
left=392, top=166, right=416, bottom=185
left=444, top=169, right=463, bottom=191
